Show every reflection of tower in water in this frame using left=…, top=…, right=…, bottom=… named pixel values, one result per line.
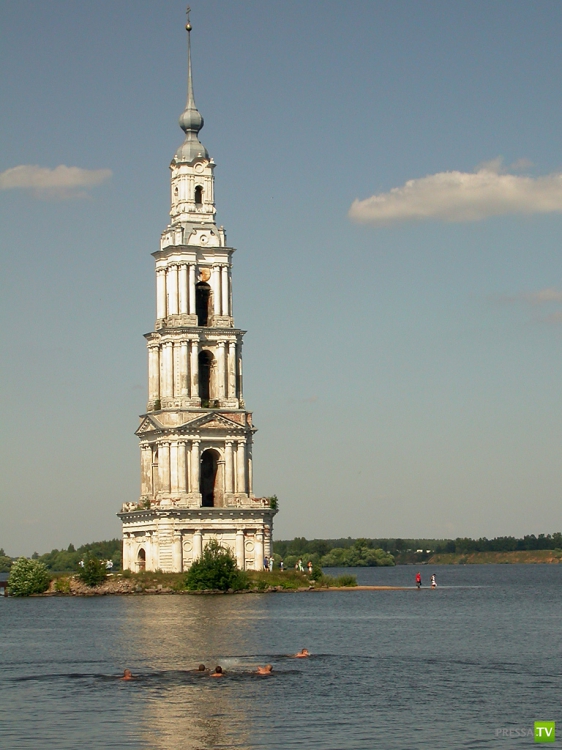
left=123, top=596, right=261, bottom=750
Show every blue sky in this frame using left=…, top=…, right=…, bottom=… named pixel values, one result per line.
left=2, top=1, right=562, bottom=554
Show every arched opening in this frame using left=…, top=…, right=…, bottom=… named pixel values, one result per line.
left=195, top=281, right=211, bottom=326
left=198, top=350, right=213, bottom=404
left=194, top=185, right=203, bottom=205
left=200, top=449, right=219, bottom=507
left=137, top=548, right=146, bottom=571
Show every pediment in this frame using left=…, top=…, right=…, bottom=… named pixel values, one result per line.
left=180, top=412, right=246, bottom=432
left=135, top=416, right=161, bottom=436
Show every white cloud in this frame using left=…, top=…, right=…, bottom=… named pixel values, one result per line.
left=348, top=160, right=562, bottom=226
left=522, top=288, right=562, bottom=304
left=497, top=287, right=562, bottom=324
left=0, top=164, right=112, bottom=199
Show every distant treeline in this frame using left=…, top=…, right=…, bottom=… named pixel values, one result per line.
left=2, top=532, right=561, bottom=573
left=273, top=533, right=562, bottom=566
left=0, top=540, right=122, bottom=573
left=434, top=533, right=562, bottom=554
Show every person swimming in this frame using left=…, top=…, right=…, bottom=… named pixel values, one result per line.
left=256, top=664, right=273, bottom=675
left=121, top=669, right=135, bottom=681
left=293, top=648, right=310, bottom=658
left=196, top=664, right=207, bottom=672
left=210, top=666, right=224, bottom=677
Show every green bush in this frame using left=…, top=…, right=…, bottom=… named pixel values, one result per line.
left=335, top=574, right=357, bottom=587
left=310, top=563, right=323, bottom=581
left=184, top=540, right=248, bottom=592
left=78, top=554, right=107, bottom=587
left=0, top=550, right=13, bottom=574
left=8, top=558, right=51, bottom=596
left=54, top=576, right=71, bottom=593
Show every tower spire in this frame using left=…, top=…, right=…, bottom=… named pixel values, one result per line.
left=174, top=8, right=208, bottom=162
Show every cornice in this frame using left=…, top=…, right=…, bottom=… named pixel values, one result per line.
left=144, top=328, right=246, bottom=340
left=118, top=507, right=278, bottom=521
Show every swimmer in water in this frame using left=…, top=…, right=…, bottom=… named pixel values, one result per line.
left=210, top=666, right=224, bottom=677
left=196, top=664, right=207, bottom=672
left=256, top=664, right=273, bottom=675
left=293, top=648, right=310, bottom=658
left=121, top=669, right=135, bottom=681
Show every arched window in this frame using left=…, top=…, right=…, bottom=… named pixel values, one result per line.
left=194, top=185, right=203, bottom=205
left=200, top=449, right=219, bottom=507
left=195, top=281, right=211, bottom=326
left=198, top=350, right=213, bottom=404
left=137, top=548, right=146, bottom=571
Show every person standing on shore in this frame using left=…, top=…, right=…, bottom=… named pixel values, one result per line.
left=431, top=574, right=437, bottom=588
left=269, top=556, right=274, bottom=572
left=415, top=572, right=422, bottom=589
left=279, top=560, right=284, bottom=572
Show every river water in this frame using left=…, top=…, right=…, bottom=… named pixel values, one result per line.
left=1, top=564, right=560, bottom=749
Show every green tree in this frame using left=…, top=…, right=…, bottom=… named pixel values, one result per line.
left=184, top=540, right=248, bottom=591
left=78, top=554, right=107, bottom=587
left=8, top=558, right=51, bottom=596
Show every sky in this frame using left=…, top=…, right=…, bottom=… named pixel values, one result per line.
left=2, top=0, right=562, bottom=555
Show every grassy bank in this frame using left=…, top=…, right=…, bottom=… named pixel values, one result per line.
left=44, top=569, right=357, bottom=596
left=427, top=549, right=562, bottom=565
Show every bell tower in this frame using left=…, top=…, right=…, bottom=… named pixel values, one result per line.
left=119, top=14, right=277, bottom=573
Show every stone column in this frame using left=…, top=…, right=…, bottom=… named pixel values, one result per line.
left=237, top=343, right=244, bottom=403
left=158, top=442, right=171, bottom=492
left=161, top=342, right=173, bottom=397
left=193, top=529, right=202, bottom=560
left=180, top=341, right=188, bottom=396
left=167, top=265, right=178, bottom=315
left=255, top=532, right=264, bottom=571
left=148, top=346, right=160, bottom=403
left=140, top=444, right=152, bottom=495
left=225, top=440, right=234, bottom=493
left=217, top=341, right=226, bottom=400
left=152, top=531, right=160, bottom=570
left=178, top=264, right=188, bottom=314
left=177, top=441, right=187, bottom=493
left=173, top=343, right=182, bottom=398
left=172, top=531, right=182, bottom=572
left=221, top=265, right=229, bottom=316
left=156, top=269, right=166, bottom=319
left=188, top=264, right=196, bottom=315
left=236, top=529, right=245, bottom=570
left=170, top=441, right=178, bottom=492
left=190, top=440, right=200, bottom=494
left=227, top=342, right=236, bottom=399
left=212, top=265, right=221, bottom=316
left=236, top=440, right=246, bottom=494
left=264, top=527, right=272, bottom=558
left=145, top=534, right=153, bottom=570
left=190, top=341, right=198, bottom=398
left=122, top=534, right=131, bottom=571
left=248, top=442, right=253, bottom=496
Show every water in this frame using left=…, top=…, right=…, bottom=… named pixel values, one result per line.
left=1, top=564, right=560, bottom=749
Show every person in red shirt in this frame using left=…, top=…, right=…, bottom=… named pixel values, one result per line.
left=415, top=572, right=422, bottom=589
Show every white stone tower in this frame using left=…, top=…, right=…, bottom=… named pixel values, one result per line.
left=119, top=17, right=277, bottom=572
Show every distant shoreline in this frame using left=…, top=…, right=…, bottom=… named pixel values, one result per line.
left=422, top=549, right=562, bottom=565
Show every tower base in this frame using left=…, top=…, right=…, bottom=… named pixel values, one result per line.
left=118, top=507, right=277, bottom=572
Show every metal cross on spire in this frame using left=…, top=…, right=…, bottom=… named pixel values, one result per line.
left=186, top=6, right=192, bottom=32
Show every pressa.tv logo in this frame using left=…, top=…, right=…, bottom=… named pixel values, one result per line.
left=535, top=722, right=556, bottom=743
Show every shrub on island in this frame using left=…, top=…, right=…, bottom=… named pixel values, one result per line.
left=8, top=557, right=51, bottom=596
left=184, top=540, right=248, bottom=592
left=78, top=554, right=108, bottom=587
